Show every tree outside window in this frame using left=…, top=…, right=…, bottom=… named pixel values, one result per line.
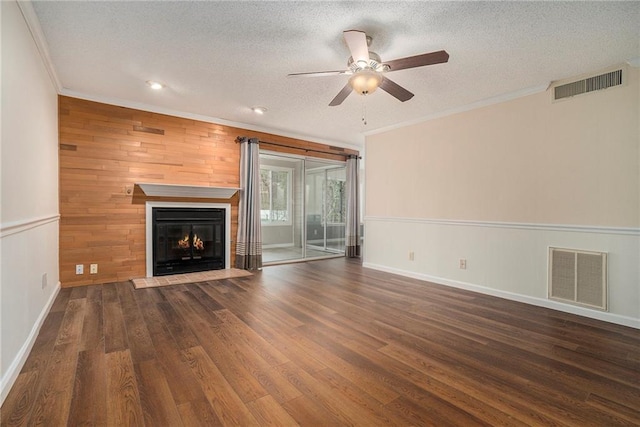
left=260, top=166, right=292, bottom=225
left=326, top=178, right=346, bottom=224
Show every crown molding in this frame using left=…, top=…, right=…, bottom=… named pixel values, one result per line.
left=627, top=57, right=640, bottom=68
left=17, top=0, right=62, bottom=92
left=364, top=83, right=550, bottom=137
left=59, top=89, right=364, bottom=152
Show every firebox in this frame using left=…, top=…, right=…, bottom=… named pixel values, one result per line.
left=152, top=207, right=225, bottom=276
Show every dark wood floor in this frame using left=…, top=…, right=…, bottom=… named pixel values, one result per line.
left=2, top=259, right=639, bottom=426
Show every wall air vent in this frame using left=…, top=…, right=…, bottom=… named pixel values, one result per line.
left=548, top=247, right=607, bottom=311
left=554, top=69, right=623, bottom=100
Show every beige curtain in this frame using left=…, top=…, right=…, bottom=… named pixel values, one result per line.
left=345, top=155, right=360, bottom=258
left=235, top=137, right=263, bottom=269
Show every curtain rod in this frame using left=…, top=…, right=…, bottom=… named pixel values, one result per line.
left=235, top=136, right=360, bottom=159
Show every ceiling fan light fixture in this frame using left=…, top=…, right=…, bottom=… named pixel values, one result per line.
left=349, top=69, right=382, bottom=95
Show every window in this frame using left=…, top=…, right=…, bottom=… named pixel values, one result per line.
left=260, top=166, right=292, bottom=225
left=326, top=177, right=346, bottom=224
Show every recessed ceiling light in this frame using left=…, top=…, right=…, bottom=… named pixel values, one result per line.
left=251, top=106, right=267, bottom=115
left=146, top=80, right=164, bottom=90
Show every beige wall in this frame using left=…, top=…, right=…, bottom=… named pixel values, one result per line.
left=367, top=67, right=639, bottom=228
left=364, top=66, right=639, bottom=327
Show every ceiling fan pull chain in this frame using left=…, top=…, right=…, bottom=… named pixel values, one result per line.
left=362, top=98, right=367, bottom=126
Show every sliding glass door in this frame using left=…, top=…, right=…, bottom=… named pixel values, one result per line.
left=260, top=153, right=346, bottom=264
left=305, top=160, right=346, bottom=256
left=260, top=154, right=304, bottom=263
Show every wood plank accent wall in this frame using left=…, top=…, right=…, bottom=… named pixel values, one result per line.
left=59, top=96, right=358, bottom=287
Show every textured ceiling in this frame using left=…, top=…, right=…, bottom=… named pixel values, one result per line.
left=31, top=1, right=640, bottom=148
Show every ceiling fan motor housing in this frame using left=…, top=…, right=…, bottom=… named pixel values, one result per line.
left=348, top=51, right=387, bottom=73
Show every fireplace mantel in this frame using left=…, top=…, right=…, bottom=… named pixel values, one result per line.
left=137, top=183, right=240, bottom=199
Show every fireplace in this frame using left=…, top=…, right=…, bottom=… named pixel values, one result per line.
left=146, top=202, right=230, bottom=277
left=152, top=207, right=225, bottom=276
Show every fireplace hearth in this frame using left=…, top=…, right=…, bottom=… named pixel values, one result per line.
left=152, top=207, right=225, bottom=276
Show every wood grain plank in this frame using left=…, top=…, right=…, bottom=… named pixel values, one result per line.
left=214, top=308, right=290, bottom=367
left=379, top=342, right=550, bottom=426
left=67, top=349, right=107, bottom=426
left=29, top=342, right=79, bottom=426
left=176, top=399, right=223, bottom=426
left=161, top=293, right=268, bottom=404
left=20, top=311, right=65, bottom=373
left=135, top=359, right=184, bottom=426
left=156, top=300, right=200, bottom=350
left=105, top=350, right=144, bottom=426
left=273, top=361, right=387, bottom=426
left=0, top=371, right=40, bottom=426
left=283, top=326, right=400, bottom=405
left=79, top=285, right=104, bottom=351
left=242, top=311, right=328, bottom=376
left=26, top=298, right=86, bottom=425
left=586, top=393, right=640, bottom=425
left=199, top=317, right=300, bottom=405
left=245, top=395, right=299, bottom=426
left=102, top=283, right=128, bottom=353
left=49, top=287, right=72, bottom=313
left=116, top=282, right=156, bottom=362
left=182, top=346, right=260, bottom=426
left=134, top=292, right=206, bottom=406
left=281, top=395, right=344, bottom=426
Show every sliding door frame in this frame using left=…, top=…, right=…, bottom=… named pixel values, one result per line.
left=259, top=150, right=346, bottom=264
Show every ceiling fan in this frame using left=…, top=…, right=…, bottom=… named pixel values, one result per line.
left=288, top=30, right=449, bottom=106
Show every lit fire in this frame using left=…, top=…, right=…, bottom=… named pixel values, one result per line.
left=178, top=235, right=190, bottom=249
left=177, top=234, right=204, bottom=250
left=193, top=234, right=204, bottom=250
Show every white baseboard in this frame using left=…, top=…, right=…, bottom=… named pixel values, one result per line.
left=0, top=281, right=61, bottom=405
left=363, top=262, right=640, bottom=330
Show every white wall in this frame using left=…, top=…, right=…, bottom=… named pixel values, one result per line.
left=1, top=1, right=60, bottom=403
left=364, top=66, right=640, bottom=328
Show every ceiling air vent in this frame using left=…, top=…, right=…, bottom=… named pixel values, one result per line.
left=548, top=247, right=607, bottom=311
left=554, top=69, right=623, bottom=100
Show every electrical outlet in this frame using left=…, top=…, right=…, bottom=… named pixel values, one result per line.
left=42, top=273, right=48, bottom=289
left=408, top=251, right=415, bottom=261
left=76, top=264, right=84, bottom=275
left=459, top=259, right=467, bottom=269
left=90, top=264, right=98, bottom=274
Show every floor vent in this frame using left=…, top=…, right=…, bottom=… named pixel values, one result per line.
left=548, top=247, right=607, bottom=311
left=554, top=69, right=623, bottom=100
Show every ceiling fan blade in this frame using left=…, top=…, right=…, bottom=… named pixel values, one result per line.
left=288, top=70, right=350, bottom=78
left=343, top=30, right=370, bottom=64
left=384, top=50, right=449, bottom=72
left=329, top=83, right=353, bottom=106
left=379, top=77, right=414, bottom=102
